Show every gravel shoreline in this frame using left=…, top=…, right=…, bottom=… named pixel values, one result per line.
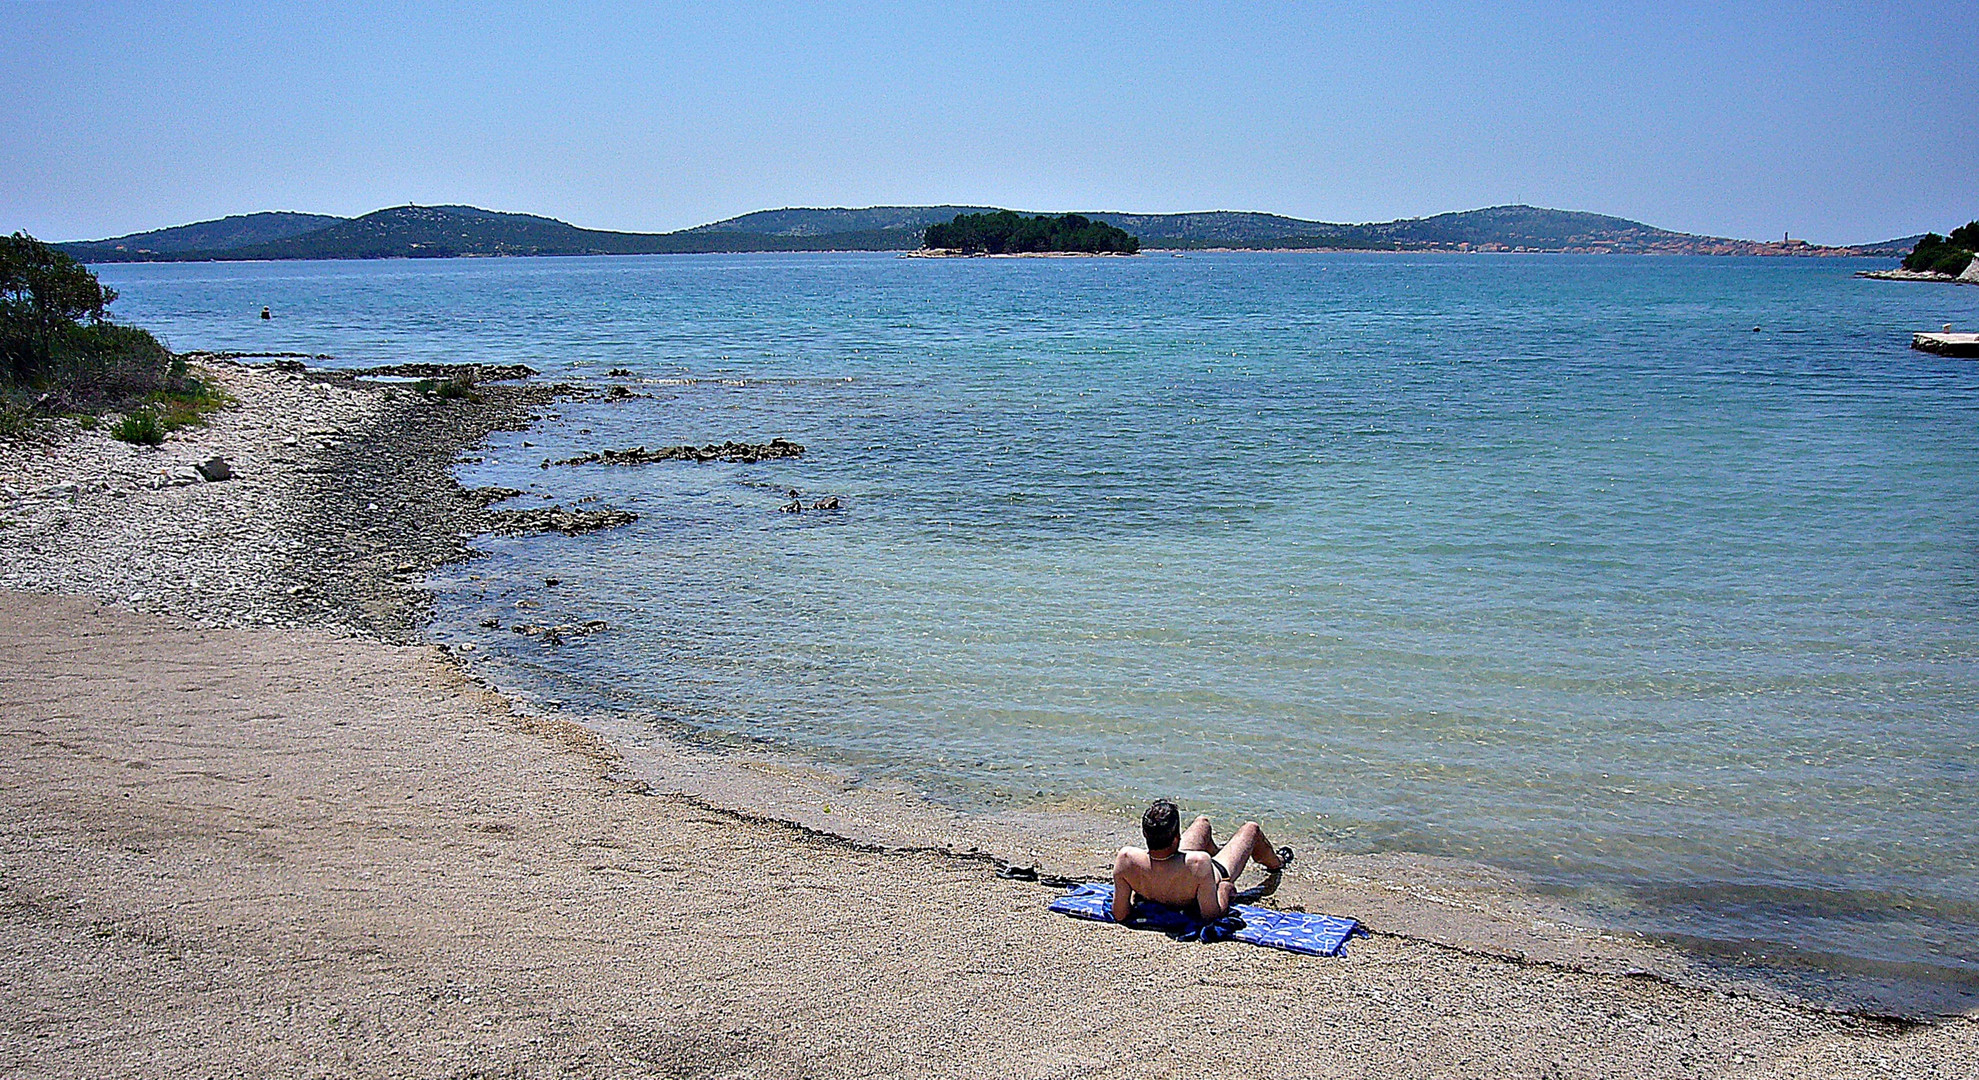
left=0, top=360, right=566, bottom=642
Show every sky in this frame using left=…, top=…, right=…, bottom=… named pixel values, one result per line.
left=3, top=1, right=1973, bottom=246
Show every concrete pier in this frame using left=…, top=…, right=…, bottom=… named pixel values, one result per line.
left=1911, top=332, right=1979, bottom=357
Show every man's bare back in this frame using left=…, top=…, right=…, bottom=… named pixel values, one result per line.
left=1110, top=800, right=1291, bottom=923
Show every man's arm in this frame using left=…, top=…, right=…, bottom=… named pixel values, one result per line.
left=1111, top=850, right=1136, bottom=923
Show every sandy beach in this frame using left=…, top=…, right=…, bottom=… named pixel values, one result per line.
left=3, top=362, right=1975, bottom=1078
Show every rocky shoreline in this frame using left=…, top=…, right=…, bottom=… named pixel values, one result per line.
left=1856, top=267, right=1978, bottom=284
left=0, top=359, right=613, bottom=643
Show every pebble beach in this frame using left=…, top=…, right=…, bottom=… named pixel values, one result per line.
left=2, top=360, right=1975, bottom=1078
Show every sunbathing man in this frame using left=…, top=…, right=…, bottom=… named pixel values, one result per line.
left=1111, top=799, right=1293, bottom=923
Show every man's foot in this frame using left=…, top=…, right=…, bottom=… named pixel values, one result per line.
left=1268, top=847, right=1295, bottom=875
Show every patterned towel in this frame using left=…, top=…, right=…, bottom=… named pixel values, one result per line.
left=1047, top=882, right=1360, bottom=957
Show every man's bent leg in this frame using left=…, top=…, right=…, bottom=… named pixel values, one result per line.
left=1179, top=815, right=1217, bottom=854
left=1212, top=821, right=1286, bottom=879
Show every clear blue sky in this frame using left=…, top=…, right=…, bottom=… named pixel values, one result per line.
left=3, top=1, right=1972, bottom=245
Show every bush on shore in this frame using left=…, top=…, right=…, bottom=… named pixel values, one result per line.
left=1, top=231, right=219, bottom=438
left=411, top=375, right=481, bottom=403
left=1902, top=221, right=1977, bottom=276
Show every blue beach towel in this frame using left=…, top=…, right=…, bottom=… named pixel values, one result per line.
left=1048, top=882, right=1360, bottom=957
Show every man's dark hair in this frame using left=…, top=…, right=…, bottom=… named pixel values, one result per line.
left=1142, top=799, right=1180, bottom=851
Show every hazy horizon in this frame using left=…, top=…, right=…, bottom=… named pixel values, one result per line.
left=6, top=2, right=1974, bottom=247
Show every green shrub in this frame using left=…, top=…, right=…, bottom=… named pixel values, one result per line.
left=417, top=376, right=480, bottom=403
left=1928, top=249, right=1973, bottom=277
left=147, top=376, right=235, bottom=431
left=49, top=321, right=175, bottom=403
left=111, top=408, right=165, bottom=445
left=0, top=403, right=37, bottom=441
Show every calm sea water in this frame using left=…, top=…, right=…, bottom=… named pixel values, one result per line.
left=100, top=252, right=1979, bottom=1005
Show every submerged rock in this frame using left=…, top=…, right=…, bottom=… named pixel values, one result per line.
left=483, top=506, right=637, bottom=536
left=553, top=438, right=804, bottom=467
left=510, top=618, right=608, bottom=645
left=355, top=362, right=537, bottom=382
left=468, top=485, right=523, bottom=507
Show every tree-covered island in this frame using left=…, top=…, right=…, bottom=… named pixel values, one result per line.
left=922, top=211, right=1139, bottom=255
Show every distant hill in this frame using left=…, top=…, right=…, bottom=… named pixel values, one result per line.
left=58, top=211, right=349, bottom=260
left=1262, top=205, right=1698, bottom=252
left=1082, top=211, right=1335, bottom=247
left=687, top=205, right=1001, bottom=237
left=1870, top=234, right=1930, bottom=257
left=1092, top=205, right=1916, bottom=255
left=62, top=205, right=934, bottom=261
left=56, top=203, right=1923, bottom=262
left=219, top=205, right=669, bottom=259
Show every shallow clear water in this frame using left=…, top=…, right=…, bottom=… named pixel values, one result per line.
left=101, top=252, right=1979, bottom=1000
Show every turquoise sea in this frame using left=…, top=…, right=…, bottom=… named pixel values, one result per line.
left=98, top=251, right=1979, bottom=1009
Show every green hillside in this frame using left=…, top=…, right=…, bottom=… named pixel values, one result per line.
left=1083, top=210, right=1332, bottom=247
left=687, top=205, right=1001, bottom=237
left=1291, top=205, right=1694, bottom=250
left=58, top=212, right=349, bottom=261
left=1090, top=205, right=1693, bottom=250
left=64, top=206, right=932, bottom=261
left=220, top=205, right=659, bottom=259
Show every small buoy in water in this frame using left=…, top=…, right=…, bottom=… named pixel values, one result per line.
left=261, top=306, right=271, bottom=320
left=1751, top=326, right=1761, bottom=332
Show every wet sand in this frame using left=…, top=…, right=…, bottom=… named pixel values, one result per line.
left=1, top=363, right=1974, bottom=1076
